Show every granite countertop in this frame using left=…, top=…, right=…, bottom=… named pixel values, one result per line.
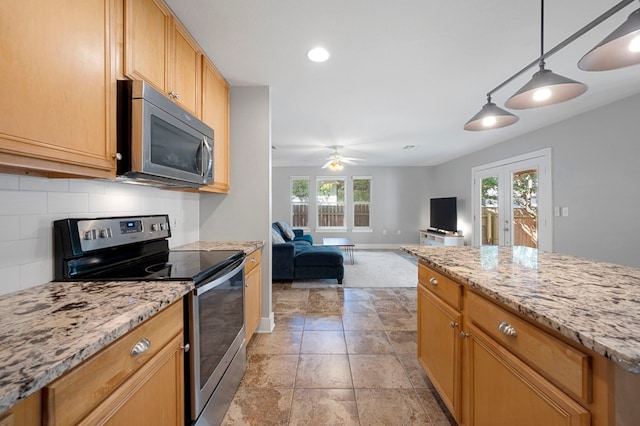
left=0, top=240, right=264, bottom=413
left=174, top=240, right=264, bottom=254
left=402, top=245, right=640, bottom=374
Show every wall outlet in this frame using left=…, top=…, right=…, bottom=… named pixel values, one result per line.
left=562, top=207, right=569, bottom=217
left=554, top=206, right=560, bottom=217
left=397, top=230, right=401, bottom=235
left=382, top=229, right=387, bottom=235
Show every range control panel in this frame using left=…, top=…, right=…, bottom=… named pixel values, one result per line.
left=74, top=215, right=171, bottom=252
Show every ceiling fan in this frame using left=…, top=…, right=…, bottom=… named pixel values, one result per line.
left=321, top=146, right=363, bottom=171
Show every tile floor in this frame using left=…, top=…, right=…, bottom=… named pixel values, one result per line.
left=221, top=283, right=457, bottom=425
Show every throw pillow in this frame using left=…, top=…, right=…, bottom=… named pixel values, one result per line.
left=276, top=221, right=296, bottom=240
left=272, top=228, right=286, bottom=244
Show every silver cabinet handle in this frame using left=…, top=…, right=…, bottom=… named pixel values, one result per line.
left=498, top=321, right=517, bottom=337
left=168, top=91, right=180, bottom=100
left=460, top=331, right=469, bottom=339
left=449, top=321, right=457, bottom=328
left=429, top=277, right=438, bottom=285
left=251, top=257, right=257, bottom=262
left=181, top=343, right=190, bottom=353
left=130, top=338, right=151, bottom=356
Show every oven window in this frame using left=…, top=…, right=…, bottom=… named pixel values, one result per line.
left=197, top=268, right=244, bottom=387
left=150, top=115, right=203, bottom=174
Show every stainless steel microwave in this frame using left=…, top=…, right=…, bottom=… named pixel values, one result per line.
left=116, top=80, right=214, bottom=187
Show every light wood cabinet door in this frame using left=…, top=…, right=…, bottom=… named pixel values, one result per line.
left=245, top=250, right=262, bottom=342
left=172, top=21, right=201, bottom=116
left=124, top=0, right=171, bottom=94
left=124, top=0, right=201, bottom=116
left=466, top=323, right=590, bottom=426
left=418, top=284, right=462, bottom=421
left=80, top=334, right=185, bottom=425
left=200, top=57, right=231, bottom=193
left=0, top=391, right=41, bottom=426
left=0, top=0, right=116, bottom=178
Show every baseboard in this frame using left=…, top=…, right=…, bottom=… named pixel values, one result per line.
left=256, top=312, right=275, bottom=333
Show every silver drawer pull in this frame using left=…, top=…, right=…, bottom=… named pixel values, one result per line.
left=449, top=321, right=457, bottom=328
left=498, top=321, right=517, bottom=337
left=429, top=277, right=438, bottom=285
left=130, top=338, right=151, bottom=356
left=181, top=343, right=191, bottom=353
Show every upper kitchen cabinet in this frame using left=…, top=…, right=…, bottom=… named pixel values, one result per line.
left=200, top=57, right=230, bottom=193
left=0, top=0, right=116, bottom=178
left=124, top=0, right=201, bottom=117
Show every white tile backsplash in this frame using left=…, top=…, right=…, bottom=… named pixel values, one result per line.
left=0, top=173, right=201, bottom=296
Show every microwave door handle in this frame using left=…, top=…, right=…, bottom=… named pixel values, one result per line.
left=202, top=137, right=213, bottom=182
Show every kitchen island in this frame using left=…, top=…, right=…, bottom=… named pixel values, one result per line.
left=402, top=245, right=640, bottom=426
left=0, top=240, right=264, bottom=421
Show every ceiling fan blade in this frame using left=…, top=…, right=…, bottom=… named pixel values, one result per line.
left=341, top=158, right=358, bottom=165
left=321, top=160, right=333, bottom=169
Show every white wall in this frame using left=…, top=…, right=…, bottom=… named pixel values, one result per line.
left=432, top=92, right=640, bottom=267
left=272, top=166, right=431, bottom=247
left=0, top=173, right=200, bottom=295
left=199, top=86, right=273, bottom=332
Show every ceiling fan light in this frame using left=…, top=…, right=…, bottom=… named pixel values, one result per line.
left=327, top=161, right=343, bottom=171
left=504, top=68, right=587, bottom=109
left=464, top=101, right=519, bottom=131
left=578, top=8, right=640, bottom=71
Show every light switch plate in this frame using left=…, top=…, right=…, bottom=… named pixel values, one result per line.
left=562, top=207, right=569, bottom=217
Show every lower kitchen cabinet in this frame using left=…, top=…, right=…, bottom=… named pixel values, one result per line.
left=466, top=323, right=590, bottom=426
left=0, top=391, right=41, bottom=426
left=417, top=283, right=461, bottom=421
left=244, top=249, right=262, bottom=342
left=42, top=300, right=185, bottom=425
left=416, top=260, right=604, bottom=424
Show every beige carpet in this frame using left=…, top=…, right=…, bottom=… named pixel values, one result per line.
left=291, top=250, right=418, bottom=288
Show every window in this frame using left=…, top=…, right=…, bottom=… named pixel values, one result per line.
left=317, top=177, right=346, bottom=229
left=290, top=177, right=310, bottom=227
left=353, top=177, right=371, bottom=229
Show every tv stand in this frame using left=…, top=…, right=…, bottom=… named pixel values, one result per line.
left=419, top=230, right=464, bottom=247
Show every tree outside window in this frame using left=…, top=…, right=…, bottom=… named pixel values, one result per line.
left=353, top=177, right=371, bottom=228
left=290, top=177, right=309, bottom=227
left=317, top=178, right=345, bottom=228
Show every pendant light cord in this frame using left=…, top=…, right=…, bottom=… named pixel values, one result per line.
left=539, top=0, right=545, bottom=68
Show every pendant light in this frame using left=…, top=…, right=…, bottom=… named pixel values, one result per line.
left=505, top=0, right=587, bottom=109
left=578, top=7, right=640, bottom=71
left=464, top=96, right=519, bottom=131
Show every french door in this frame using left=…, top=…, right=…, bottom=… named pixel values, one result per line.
left=472, top=149, right=552, bottom=251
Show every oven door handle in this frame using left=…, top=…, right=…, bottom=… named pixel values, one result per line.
left=194, top=259, right=246, bottom=296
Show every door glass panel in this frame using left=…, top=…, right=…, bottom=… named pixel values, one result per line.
left=481, top=175, right=499, bottom=245
left=511, top=169, right=538, bottom=248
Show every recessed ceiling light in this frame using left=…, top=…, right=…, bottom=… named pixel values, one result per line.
left=307, top=47, right=330, bottom=62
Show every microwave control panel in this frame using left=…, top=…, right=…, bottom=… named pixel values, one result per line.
left=74, top=215, right=171, bottom=252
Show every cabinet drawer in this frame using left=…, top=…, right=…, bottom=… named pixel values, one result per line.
left=43, top=300, right=183, bottom=425
left=467, top=291, right=591, bottom=403
left=418, top=261, right=461, bottom=309
left=245, top=249, right=262, bottom=274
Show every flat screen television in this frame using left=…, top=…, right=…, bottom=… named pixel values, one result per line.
left=430, top=197, right=457, bottom=232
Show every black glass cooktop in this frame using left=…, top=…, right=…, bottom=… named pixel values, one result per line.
left=82, top=250, right=244, bottom=283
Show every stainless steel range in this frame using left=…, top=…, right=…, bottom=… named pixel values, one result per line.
left=54, top=214, right=246, bottom=426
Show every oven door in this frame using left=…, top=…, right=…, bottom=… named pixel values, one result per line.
left=188, top=259, right=245, bottom=424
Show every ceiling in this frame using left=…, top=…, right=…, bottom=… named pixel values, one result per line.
left=165, top=0, right=640, bottom=167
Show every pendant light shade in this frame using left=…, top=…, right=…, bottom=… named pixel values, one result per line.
left=464, top=99, right=519, bottom=131
left=578, top=8, right=640, bottom=71
left=505, top=65, right=588, bottom=109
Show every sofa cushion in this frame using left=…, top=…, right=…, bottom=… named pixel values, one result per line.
left=294, top=246, right=344, bottom=267
left=272, top=228, right=286, bottom=244
left=276, top=221, right=296, bottom=240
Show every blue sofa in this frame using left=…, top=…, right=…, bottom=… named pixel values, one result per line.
left=271, top=222, right=344, bottom=283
